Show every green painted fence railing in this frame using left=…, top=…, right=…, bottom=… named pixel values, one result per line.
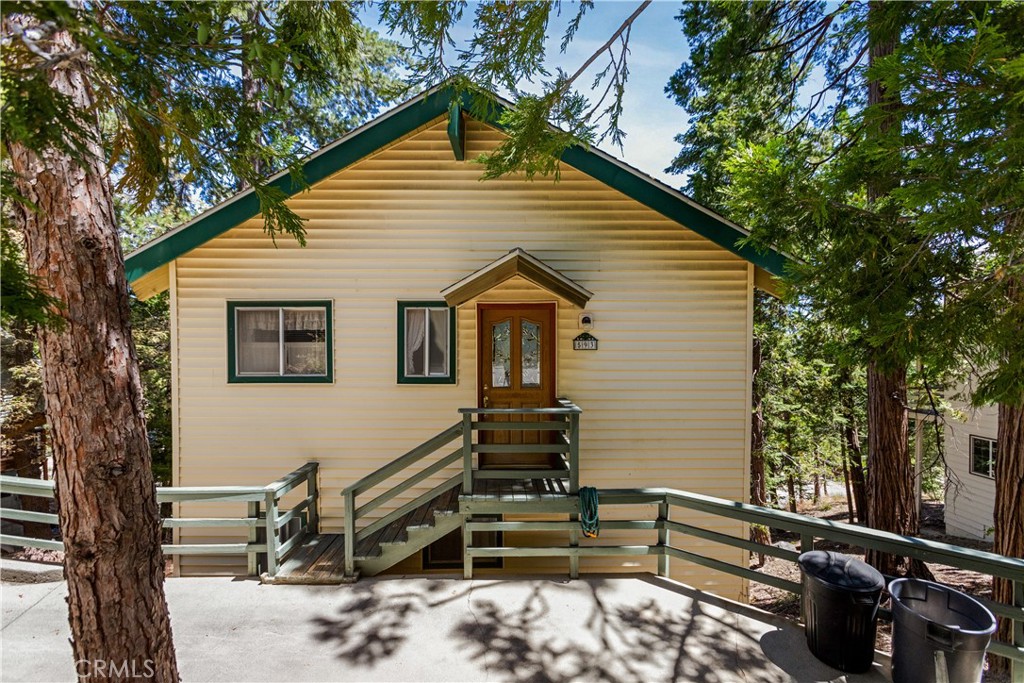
left=340, top=399, right=582, bottom=578
left=342, top=422, right=465, bottom=577
left=0, top=462, right=318, bottom=578
left=464, top=485, right=1024, bottom=675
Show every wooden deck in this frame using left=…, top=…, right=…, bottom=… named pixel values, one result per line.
left=461, top=476, right=576, bottom=514
left=270, top=477, right=572, bottom=584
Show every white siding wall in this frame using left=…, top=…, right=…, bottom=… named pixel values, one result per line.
left=944, top=395, right=997, bottom=541
left=171, top=118, right=753, bottom=598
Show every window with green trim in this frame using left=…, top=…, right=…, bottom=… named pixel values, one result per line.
left=970, top=435, right=996, bottom=479
left=398, top=301, right=456, bottom=384
left=227, top=301, right=333, bottom=383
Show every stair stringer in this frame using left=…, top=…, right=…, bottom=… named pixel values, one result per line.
left=356, top=511, right=464, bottom=576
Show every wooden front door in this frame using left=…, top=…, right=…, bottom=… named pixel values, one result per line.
left=478, top=303, right=557, bottom=469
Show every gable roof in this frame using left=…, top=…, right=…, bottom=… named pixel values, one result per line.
left=442, top=248, right=594, bottom=308
left=125, top=85, right=789, bottom=286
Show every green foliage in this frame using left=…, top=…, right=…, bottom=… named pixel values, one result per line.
left=0, top=221, right=63, bottom=329
left=376, top=0, right=640, bottom=180
left=671, top=1, right=1023, bottom=407
left=131, top=292, right=172, bottom=485
left=2, top=1, right=402, bottom=329
left=755, top=292, right=865, bottom=500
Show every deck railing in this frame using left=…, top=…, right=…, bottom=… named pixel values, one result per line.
left=464, top=486, right=1024, bottom=672
left=0, top=462, right=318, bottom=578
left=458, top=397, right=582, bottom=493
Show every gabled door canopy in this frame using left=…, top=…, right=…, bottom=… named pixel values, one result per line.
left=441, top=248, right=593, bottom=308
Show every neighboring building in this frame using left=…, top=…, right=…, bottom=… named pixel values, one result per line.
left=944, top=389, right=997, bottom=541
left=125, top=86, right=787, bottom=601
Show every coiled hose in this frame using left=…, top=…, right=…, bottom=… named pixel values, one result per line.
left=579, top=486, right=600, bottom=538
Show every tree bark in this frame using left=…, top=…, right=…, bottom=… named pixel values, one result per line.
left=861, top=2, right=930, bottom=577
left=5, top=23, right=178, bottom=682
left=750, top=335, right=770, bottom=566
left=864, top=361, right=930, bottom=577
left=992, top=403, right=1023, bottom=670
left=844, top=414, right=868, bottom=524
left=842, top=438, right=855, bottom=523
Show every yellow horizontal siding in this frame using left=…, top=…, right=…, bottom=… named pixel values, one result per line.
left=172, top=119, right=751, bottom=598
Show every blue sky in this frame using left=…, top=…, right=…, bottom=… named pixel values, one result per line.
left=362, top=2, right=693, bottom=187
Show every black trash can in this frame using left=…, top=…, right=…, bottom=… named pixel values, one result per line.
left=889, top=578, right=997, bottom=683
left=798, top=550, right=885, bottom=673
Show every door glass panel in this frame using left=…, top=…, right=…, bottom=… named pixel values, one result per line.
left=521, top=319, right=541, bottom=387
left=491, top=319, right=511, bottom=388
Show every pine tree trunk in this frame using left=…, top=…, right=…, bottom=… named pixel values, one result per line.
left=992, top=380, right=1024, bottom=668
left=842, top=439, right=855, bottom=523
left=864, top=361, right=929, bottom=577
left=862, top=2, right=930, bottom=577
left=845, top=417, right=868, bottom=524
left=750, top=335, right=770, bottom=566
left=5, top=25, right=178, bottom=682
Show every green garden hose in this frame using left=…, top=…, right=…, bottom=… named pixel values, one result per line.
left=579, top=486, right=600, bottom=538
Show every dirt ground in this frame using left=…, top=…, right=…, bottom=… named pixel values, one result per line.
left=748, top=495, right=1010, bottom=682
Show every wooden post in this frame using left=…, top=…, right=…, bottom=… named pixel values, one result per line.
left=568, top=413, right=580, bottom=494
left=800, top=534, right=814, bottom=554
left=463, top=413, right=474, bottom=494
left=657, top=501, right=670, bottom=577
left=247, top=501, right=259, bottom=576
left=1013, top=580, right=1023, bottom=683
left=264, top=491, right=278, bottom=577
left=307, top=464, right=319, bottom=534
left=463, top=516, right=473, bottom=580
left=344, top=490, right=355, bottom=577
left=569, top=412, right=581, bottom=580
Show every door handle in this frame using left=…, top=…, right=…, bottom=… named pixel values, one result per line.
left=483, top=395, right=490, bottom=407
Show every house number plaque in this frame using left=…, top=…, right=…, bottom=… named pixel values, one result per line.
left=573, top=332, right=598, bottom=351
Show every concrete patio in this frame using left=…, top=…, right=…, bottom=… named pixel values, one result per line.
left=2, top=571, right=889, bottom=682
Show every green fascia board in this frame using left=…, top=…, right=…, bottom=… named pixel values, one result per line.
left=457, top=91, right=788, bottom=277
left=124, top=91, right=453, bottom=283
left=125, top=85, right=788, bottom=283
left=559, top=148, right=787, bottom=276
left=447, top=102, right=465, bottom=161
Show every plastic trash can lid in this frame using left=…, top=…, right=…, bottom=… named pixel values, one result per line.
left=798, top=550, right=885, bottom=592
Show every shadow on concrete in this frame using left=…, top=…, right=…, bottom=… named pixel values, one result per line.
left=309, top=575, right=887, bottom=682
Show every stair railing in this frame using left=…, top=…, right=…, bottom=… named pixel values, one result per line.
left=341, top=422, right=464, bottom=577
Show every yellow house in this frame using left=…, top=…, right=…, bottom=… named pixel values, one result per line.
left=126, top=87, right=787, bottom=601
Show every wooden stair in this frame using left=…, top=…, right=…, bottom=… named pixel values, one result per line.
left=270, top=484, right=463, bottom=584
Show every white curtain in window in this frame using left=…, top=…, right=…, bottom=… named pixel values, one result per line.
left=428, top=308, right=448, bottom=375
left=405, top=308, right=426, bottom=376
left=237, top=309, right=280, bottom=374
left=284, top=308, right=327, bottom=375
left=284, top=309, right=324, bottom=331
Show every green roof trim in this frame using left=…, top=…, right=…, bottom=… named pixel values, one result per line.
left=125, top=91, right=452, bottom=283
left=559, top=146, right=787, bottom=276
left=125, top=85, right=788, bottom=284
left=447, top=102, right=465, bottom=161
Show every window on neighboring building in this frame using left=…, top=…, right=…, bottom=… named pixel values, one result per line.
left=970, top=435, right=997, bottom=479
left=398, top=301, right=456, bottom=384
left=228, top=301, right=332, bottom=383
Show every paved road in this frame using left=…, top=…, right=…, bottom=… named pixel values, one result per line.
left=2, top=572, right=889, bottom=682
